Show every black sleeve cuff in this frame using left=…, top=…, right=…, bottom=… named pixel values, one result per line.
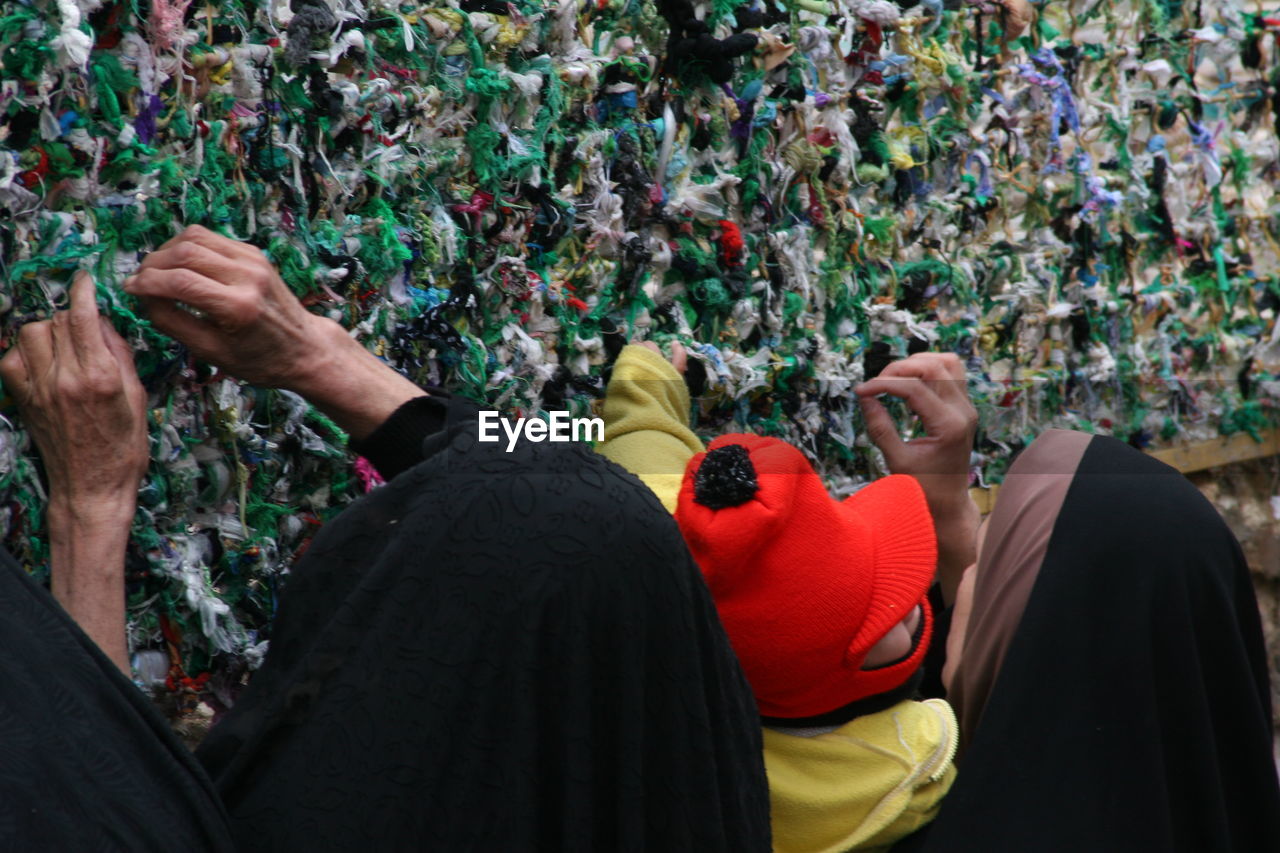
left=349, top=392, right=450, bottom=481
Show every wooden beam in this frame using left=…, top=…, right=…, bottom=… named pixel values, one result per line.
left=971, top=484, right=1000, bottom=515
left=969, top=428, right=1280, bottom=513
left=1147, top=429, right=1280, bottom=474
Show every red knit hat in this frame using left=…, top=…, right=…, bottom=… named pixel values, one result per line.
left=675, top=434, right=937, bottom=720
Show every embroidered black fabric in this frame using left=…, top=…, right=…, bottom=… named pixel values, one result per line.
left=0, top=548, right=234, bottom=851
left=197, top=396, right=771, bottom=851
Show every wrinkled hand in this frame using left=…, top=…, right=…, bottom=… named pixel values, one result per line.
left=124, top=225, right=426, bottom=442
left=0, top=272, right=148, bottom=507
left=123, top=225, right=329, bottom=390
left=0, top=271, right=144, bottom=672
left=855, top=352, right=977, bottom=514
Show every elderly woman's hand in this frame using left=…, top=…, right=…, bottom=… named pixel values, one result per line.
left=123, top=225, right=328, bottom=391
left=0, top=272, right=148, bottom=504
left=0, top=271, right=147, bottom=672
left=124, top=225, right=425, bottom=441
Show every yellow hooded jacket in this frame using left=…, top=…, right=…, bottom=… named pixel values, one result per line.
left=599, top=345, right=959, bottom=852
left=764, top=698, right=958, bottom=853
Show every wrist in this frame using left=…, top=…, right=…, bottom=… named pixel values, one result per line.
left=931, top=490, right=978, bottom=521
left=281, top=317, right=427, bottom=442
left=47, top=498, right=131, bottom=675
left=277, top=314, right=349, bottom=396
left=928, top=492, right=980, bottom=550
left=48, top=499, right=133, bottom=596
left=48, top=494, right=138, bottom=532
left=912, top=474, right=976, bottom=520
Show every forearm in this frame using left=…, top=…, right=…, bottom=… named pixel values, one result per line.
left=930, top=491, right=980, bottom=606
left=47, top=498, right=135, bottom=674
left=285, top=319, right=428, bottom=443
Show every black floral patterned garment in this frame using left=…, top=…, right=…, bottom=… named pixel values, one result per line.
left=197, top=395, right=771, bottom=851
left=0, top=549, right=233, bottom=850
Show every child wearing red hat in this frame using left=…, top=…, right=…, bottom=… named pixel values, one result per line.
left=601, top=343, right=974, bottom=852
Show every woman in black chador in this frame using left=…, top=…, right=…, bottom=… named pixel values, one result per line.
left=896, top=429, right=1280, bottom=852
left=0, top=228, right=770, bottom=851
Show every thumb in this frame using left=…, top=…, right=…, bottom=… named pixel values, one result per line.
left=858, top=395, right=905, bottom=467
left=0, top=347, right=29, bottom=405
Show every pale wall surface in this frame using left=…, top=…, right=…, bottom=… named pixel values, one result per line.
left=1189, top=463, right=1280, bottom=741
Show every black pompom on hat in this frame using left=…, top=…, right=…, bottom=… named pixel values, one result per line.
left=693, top=444, right=759, bottom=509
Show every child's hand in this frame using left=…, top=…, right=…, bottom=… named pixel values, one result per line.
left=854, top=352, right=976, bottom=513
left=638, top=340, right=688, bottom=375
left=856, top=352, right=979, bottom=603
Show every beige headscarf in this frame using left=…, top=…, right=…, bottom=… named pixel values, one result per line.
left=945, top=429, right=1092, bottom=745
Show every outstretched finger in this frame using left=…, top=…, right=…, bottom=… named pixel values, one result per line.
left=877, top=352, right=964, bottom=380
left=150, top=224, right=262, bottom=262
left=872, top=354, right=968, bottom=404
left=140, top=239, right=259, bottom=288
left=68, top=271, right=108, bottom=367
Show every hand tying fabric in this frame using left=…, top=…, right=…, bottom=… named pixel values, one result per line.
left=855, top=352, right=980, bottom=603
left=0, top=271, right=147, bottom=673
left=124, top=225, right=425, bottom=441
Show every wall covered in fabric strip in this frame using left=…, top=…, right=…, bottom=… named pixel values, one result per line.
left=0, top=0, right=1277, bottom=690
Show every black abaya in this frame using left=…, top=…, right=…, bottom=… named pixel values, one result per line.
left=897, top=432, right=1280, bottom=851
left=196, top=396, right=771, bottom=851
left=0, top=549, right=233, bottom=851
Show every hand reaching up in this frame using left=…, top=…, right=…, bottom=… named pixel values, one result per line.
left=855, top=352, right=976, bottom=513
left=855, top=352, right=980, bottom=603
left=0, top=272, right=148, bottom=506
left=124, top=225, right=328, bottom=390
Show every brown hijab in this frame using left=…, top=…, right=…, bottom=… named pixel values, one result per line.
left=945, top=428, right=1090, bottom=742
left=894, top=429, right=1280, bottom=852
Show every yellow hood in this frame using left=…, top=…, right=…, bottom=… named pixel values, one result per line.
left=763, top=698, right=958, bottom=853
